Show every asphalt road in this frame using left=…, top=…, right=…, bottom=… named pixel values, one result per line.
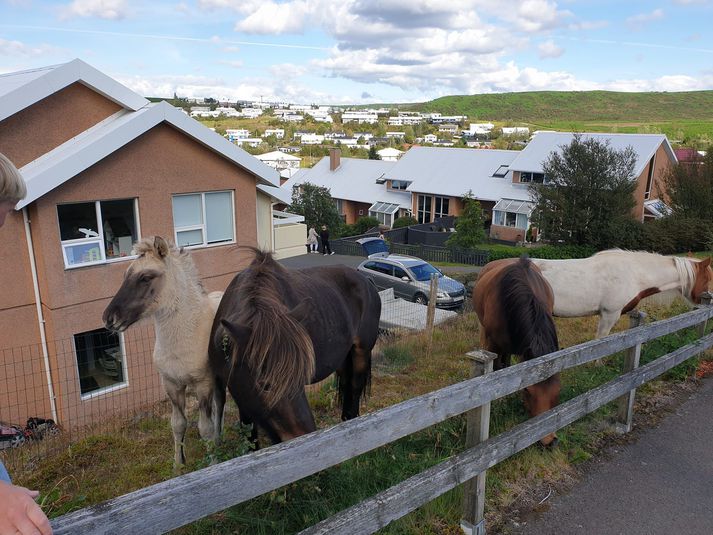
left=512, top=376, right=713, bottom=535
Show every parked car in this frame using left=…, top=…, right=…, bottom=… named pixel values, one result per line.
left=356, top=238, right=466, bottom=309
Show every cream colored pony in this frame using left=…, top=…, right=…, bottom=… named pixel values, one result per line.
left=103, top=236, right=225, bottom=467
left=532, top=250, right=713, bottom=338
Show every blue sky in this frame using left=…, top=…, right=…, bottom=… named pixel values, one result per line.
left=1, top=0, right=712, bottom=104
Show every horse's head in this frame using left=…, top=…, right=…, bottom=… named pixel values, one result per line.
left=691, top=256, right=713, bottom=304
left=103, top=236, right=172, bottom=332
left=523, top=374, right=561, bottom=448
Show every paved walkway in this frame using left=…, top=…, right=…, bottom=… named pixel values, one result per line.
left=512, top=376, right=713, bottom=535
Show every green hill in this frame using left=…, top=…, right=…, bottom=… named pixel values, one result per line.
left=408, top=91, right=713, bottom=123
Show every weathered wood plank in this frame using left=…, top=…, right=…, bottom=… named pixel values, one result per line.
left=302, top=332, right=713, bottom=535
left=51, top=307, right=713, bottom=534
left=615, top=310, right=646, bottom=433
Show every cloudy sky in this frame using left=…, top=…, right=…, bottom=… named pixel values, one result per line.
left=1, top=0, right=712, bottom=104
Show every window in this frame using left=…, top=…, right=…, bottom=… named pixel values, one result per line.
left=58, top=199, right=139, bottom=269
left=493, top=165, right=509, bottom=178
left=417, top=195, right=432, bottom=224
left=74, top=328, right=127, bottom=398
left=393, top=266, right=409, bottom=280
left=493, top=210, right=528, bottom=229
left=505, top=212, right=517, bottom=227
left=334, top=198, right=344, bottom=215
left=644, top=154, right=655, bottom=200
left=369, top=201, right=401, bottom=228
left=390, top=180, right=408, bottom=190
left=172, top=191, right=234, bottom=248
left=364, top=261, right=392, bottom=275
left=520, top=172, right=547, bottom=184
left=434, top=196, right=450, bottom=219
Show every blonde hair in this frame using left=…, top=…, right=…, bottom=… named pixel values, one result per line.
left=0, top=152, right=27, bottom=202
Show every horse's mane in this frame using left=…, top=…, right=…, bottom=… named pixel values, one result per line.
left=230, top=248, right=315, bottom=408
left=499, top=257, right=559, bottom=360
left=132, top=237, right=205, bottom=294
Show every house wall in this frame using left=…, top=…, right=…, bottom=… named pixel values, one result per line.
left=633, top=144, right=674, bottom=221
left=256, top=192, right=273, bottom=252
left=409, top=194, right=465, bottom=222
left=489, top=224, right=526, bottom=243
left=0, top=83, right=123, bottom=167
left=274, top=223, right=308, bottom=259
left=0, top=123, right=261, bottom=426
left=342, top=200, right=371, bottom=225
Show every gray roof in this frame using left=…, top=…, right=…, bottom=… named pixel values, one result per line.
left=386, top=146, right=530, bottom=202
left=509, top=131, right=677, bottom=176
left=281, top=157, right=411, bottom=208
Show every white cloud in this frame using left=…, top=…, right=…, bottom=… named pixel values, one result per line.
left=61, top=0, right=129, bottom=20
left=0, top=38, right=56, bottom=57
left=626, top=9, right=665, bottom=31
left=217, top=59, right=243, bottom=68
left=538, top=40, right=564, bottom=59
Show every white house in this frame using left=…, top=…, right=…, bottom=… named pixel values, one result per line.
left=424, top=134, right=438, bottom=143
left=341, top=111, right=379, bottom=124
left=282, top=114, right=304, bottom=122
left=240, top=107, right=263, bottom=118
left=300, top=133, right=325, bottom=145
left=256, top=150, right=301, bottom=171
left=386, top=131, right=406, bottom=139
left=469, top=123, right=495, bottom=135
left=225, top=129, right=251, bottom=142
left=264, top=128, right=285, bottom=139
left=501, top=127, right=530, bottom=137
left=377, top=148, right=404, bottom=161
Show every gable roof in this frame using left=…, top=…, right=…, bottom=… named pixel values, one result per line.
left=0, top=59, right=148, bottom=123
left=256, top=150, right=301, bottom=161
left=17, top=100, right=280, bottom=209
left=386, top=146, right=529, bottom=202
left=281, top=157, right=410, bottom=208
left=509, top=132, right=677, bottom=177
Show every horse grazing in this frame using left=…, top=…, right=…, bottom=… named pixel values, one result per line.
left=531, top=250, right=713, bottom=338
left=474, top=257, right=561, bottom=447
left=103, top=236, right=225, bottom=467
left=208, top=248, right=381, bottom=445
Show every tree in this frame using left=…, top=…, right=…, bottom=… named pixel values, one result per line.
left=368, top=145, right=380, bottom=160
left=663, top=149, right=713, bottom=220
left=446, top=191, right=486, bottom=249
left=290, top=182, right=343, bottom=233
left=392, top=215, right=417, bottom=229
left=530, top=134, right=638, bottom=247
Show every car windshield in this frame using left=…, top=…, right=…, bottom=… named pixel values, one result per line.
left=409, top=262, right=442, bottom=282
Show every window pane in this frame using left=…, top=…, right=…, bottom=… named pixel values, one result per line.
left=64, top=241, right=103, bottom=266
left=441, top=198, right=449, bottom=215
left=74, top=328, right=125, bottom=395
left=177, top=229, right=204, bottom=247
left=493, top=210, right=505, bottom=226
left=516, top=213, right=528, bottom=229
left=58, top=202, right=98, bottom=240
left=506, top=212, right=517, bottom=227
left=173, top=194, right=203, bottom=228
left=205, top=192, right=234, bottom=243
left=100, top=199, right=137, bottom=259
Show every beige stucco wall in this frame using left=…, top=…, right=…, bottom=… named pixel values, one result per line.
left=256, top=192, right=274, bottom=252
left=274, top=223, right=308, bottom=259
left=0, top=83, right=123, bottom=167
left=342, top=200, right=372, bottom=225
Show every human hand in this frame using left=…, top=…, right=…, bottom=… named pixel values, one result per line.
left=0, top=481, right=52, bottom=535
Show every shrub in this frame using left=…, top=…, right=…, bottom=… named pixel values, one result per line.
left=393, top=216, right=417, bottom=229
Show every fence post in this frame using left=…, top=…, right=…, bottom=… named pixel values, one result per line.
left=696, top=292, right=713, bottom=338
left=614, top=309, right=646, bottom=434
left=425, top=273, right=438, bottom=356
left=461, top=349, right=497, bottom=535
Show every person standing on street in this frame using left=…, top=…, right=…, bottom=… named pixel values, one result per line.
left=320, top=225, right=334, bottom=255
left=306, top=226, right=319, bottom=253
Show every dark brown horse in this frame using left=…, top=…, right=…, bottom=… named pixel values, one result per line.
left=208, top=249, right=381, bottom=445
left=474, top=257, right=561, bottom=446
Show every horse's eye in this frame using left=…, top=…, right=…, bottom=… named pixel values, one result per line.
left=140, top=274, right=153, bottom=284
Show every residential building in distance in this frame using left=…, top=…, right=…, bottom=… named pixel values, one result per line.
left=341, top=111, right=379, bottom=124
left=501, top=127, right=530, bottom=137
left=377, top=148, right=404, bottom=161
left=263, top=128, right=285, bottom=139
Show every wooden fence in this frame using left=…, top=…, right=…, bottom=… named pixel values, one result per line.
left=50, top=298, right=713, bottom=534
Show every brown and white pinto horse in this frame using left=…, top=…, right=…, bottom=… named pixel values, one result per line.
left=474, top=257, right=561, bottom=447
left=532, top=250, right=713, bottom=338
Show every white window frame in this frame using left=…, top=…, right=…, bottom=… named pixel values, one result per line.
left=59, top=199, right=140, bottom=270
left=73, top=330, right=129, bottom=401
left=172, top=190, right=236, bottom=249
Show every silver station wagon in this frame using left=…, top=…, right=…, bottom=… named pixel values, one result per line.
left=355, top=238, right=466, bottom=309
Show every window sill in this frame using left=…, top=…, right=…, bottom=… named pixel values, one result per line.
left=80, top=381, right=129, bottom=401
left=64, top=255, right=138, bottom=271
left=180, top=240, right=237, bottom=252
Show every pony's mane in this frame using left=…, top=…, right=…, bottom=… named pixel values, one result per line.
left=132, top=237, right=204, bottom=293
left=672, top=256, right=696, bottom=299
left=499, top=257, right=559, bottom=360
left=231, top=248, right=315, bottom=408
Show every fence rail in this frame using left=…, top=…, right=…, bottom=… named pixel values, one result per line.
left=50, top=302, right=713, bottom=534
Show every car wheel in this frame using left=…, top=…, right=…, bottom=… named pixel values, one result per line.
left=414, top=293, right=428, bottom=305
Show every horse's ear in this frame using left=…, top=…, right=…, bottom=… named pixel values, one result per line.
left=221, top=319, right=251, bottom=343
left=700, top=256, right=711, bottom=269
left=154, top=236, right=169, bottom=258
left=288, top=298, right=313, bottom=325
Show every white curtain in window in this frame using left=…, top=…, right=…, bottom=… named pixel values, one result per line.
left=493, top=210, right=505, bottom=226
left=516, top=213, right=528, bottom=229
left=205, top=192, right=234, bottom=243
left=176, top=229, right=204, bottom=247
left=173, top=194, right=202, bottom=227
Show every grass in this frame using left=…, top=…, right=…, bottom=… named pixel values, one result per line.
left=5, top=299, right=712, bottom=534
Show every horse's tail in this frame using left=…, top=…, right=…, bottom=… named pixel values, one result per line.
left=499, top=257, right=559, bottom=360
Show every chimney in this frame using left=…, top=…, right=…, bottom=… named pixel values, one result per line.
left=329, top=148, right=341, bottom=171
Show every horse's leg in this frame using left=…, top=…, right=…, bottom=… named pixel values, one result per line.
left=195, top=378, right=218, bottom=452
left=164, top=380, right=188, bottom=468
left=479, top=325, right=509, bottom=370
left=594, top=310, right=621, bottom=365
left=212, top=376, right=227, bottom=444
left=341, top=343, right=371, bottom=420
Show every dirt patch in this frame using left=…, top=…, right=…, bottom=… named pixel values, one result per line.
left=696, top=360, right=713, bottom=378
